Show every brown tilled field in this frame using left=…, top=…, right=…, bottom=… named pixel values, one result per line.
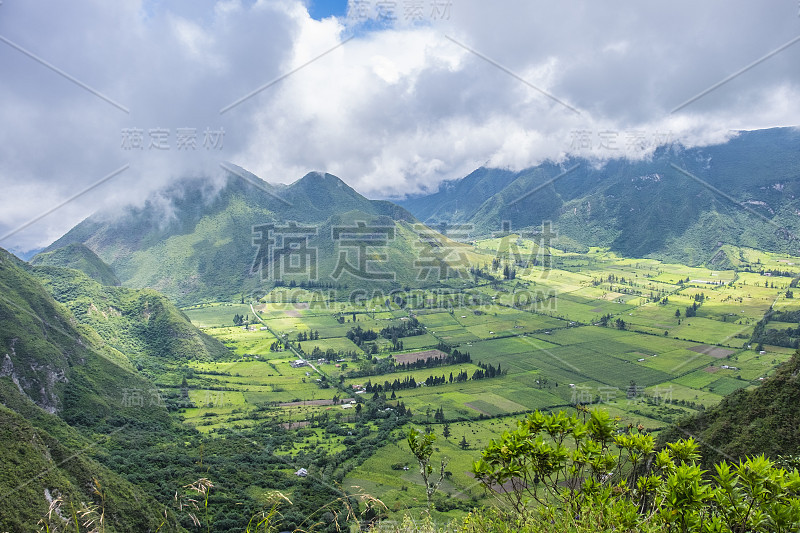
left=393, top=349, right=448, bottom=364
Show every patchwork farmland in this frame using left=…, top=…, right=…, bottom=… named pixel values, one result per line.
left=172, top=240, right=800, bottom=521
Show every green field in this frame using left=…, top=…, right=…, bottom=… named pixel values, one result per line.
left=172, top=242, right=800, bottom=518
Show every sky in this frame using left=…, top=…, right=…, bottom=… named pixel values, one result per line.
left=0, top=0, right=799, bottom=254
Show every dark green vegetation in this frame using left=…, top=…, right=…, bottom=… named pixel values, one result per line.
left=3, top=239, right=799, bottom=530
left=463, top=408, right=800, bottom=532
left=0, top=249, right=413, bottom=531
left=30, top=242, right=121, bottom=286
left=40, top=170, right=434, bottom=305
left=0, top=247, right=169, bottom=530
left=661, top=351, right=800, bottom=468
left=29, top=264, right=230, bottom=374
left=6, top=127, right=800, bottom=531
left=165, top=240, right=800, bottom=527
left=401, top=127, right=800, bottom=265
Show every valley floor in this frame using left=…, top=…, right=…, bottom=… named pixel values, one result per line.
left=170, top=241, right=800, bottom=522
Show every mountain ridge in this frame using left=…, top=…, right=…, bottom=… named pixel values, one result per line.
left=401, top=127, right=800, bottom=264
left=39, top=169, right=429, bottom=304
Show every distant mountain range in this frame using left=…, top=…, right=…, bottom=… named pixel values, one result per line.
left=400, top=127, right=800, bottom=265
left=34, top=127, right=800, bottom=304
left=40, top=169, right=471, bottom=305
left=5, top=126, right=800, bottom=530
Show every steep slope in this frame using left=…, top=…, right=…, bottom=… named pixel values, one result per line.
left=42, top=170, right=455, bottom=305
left=30, top=243, right=121, bottom=286
left=399, top=167, right=521, bottom=223
left=29, top=264, right=231, bottom=370
left=402, top=127, right=800, bottom=263
left=0, top=247, right=174, bottom=530
left=659, top=351, right=800, bottom=467
left=0, top=396, right=172, bottom=532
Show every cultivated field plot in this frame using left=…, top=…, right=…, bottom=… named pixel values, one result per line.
left=183, top=302, right=254, bottom=328
left=393, top=333, right=439, bottom=350
left=393, top=349, right=449, bottom=364
left=173, top=243, right=800, bottom=518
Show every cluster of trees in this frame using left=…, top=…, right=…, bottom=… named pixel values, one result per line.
left=232, top=313, right=249, bottom=326
left=361, top=361, right=503, bottom=394
left=345, top=325, right=378, bottom=347
left=474, top=361, right=505, bottom=379
left=364, top=376, right=420, bottom=393
left=741, top=267, right=797, bottom=278
left=297, top=330, right=320, bottom=342
left=751, top=308, right=800, bottom=348
left=396, top=349, right=472, bottom=371
left=424, top=374, right=451, bottom=386
left=380, top=317, right=425, bottom=339
left=598, top=314, right=627, bottom=330
left=502, top=264, right=517, bottom=280
left=307, top=346, right=337, bottom=359
left=345, top=348, right=474, bottom=379
left=751, top=318, right=800, bottom=348
left=468, top=264, right=497, bottom=281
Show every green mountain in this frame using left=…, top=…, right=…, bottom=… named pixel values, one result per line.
left=31, top=242, right=121, bottom=286
left=398, top=167, right=521, bottom=224
left=28, top=264, right=231, bottom=372
left=401, top=127, right=800, bottom=264
left=659, top=351, right=800, bottom=467
left=0, top=247, right=173, bottom=531
left=41, top=170, right=439, bottom=305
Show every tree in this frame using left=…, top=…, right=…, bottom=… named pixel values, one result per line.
left=459, top=435, right=469, bottom=450
left=407, top=428, right=448, bottom=508
left=472, top=408, right=800, bottom=531
left=675, top=309, right=681, bottom=318
left=443, top=424, right=451, bottom=440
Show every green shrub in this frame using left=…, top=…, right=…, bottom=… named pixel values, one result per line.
left=463, top=407, right=800, bottom=533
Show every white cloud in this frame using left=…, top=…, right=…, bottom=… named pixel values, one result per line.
left=1, top=0, right=799, bottom=253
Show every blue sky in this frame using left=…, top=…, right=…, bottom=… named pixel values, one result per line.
left=307, top=0, right=348, bottom=20
left=1, top=0, right=799, bottom=253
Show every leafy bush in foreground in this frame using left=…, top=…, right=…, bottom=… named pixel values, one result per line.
left=463, top=408, right=800, bottom=532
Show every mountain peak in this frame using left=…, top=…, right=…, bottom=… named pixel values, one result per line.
left=296, top=171, right=347, bottom=187
left=31, top=242, right=121, bottom=286
left=287, top=171, right=362, bottom=204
